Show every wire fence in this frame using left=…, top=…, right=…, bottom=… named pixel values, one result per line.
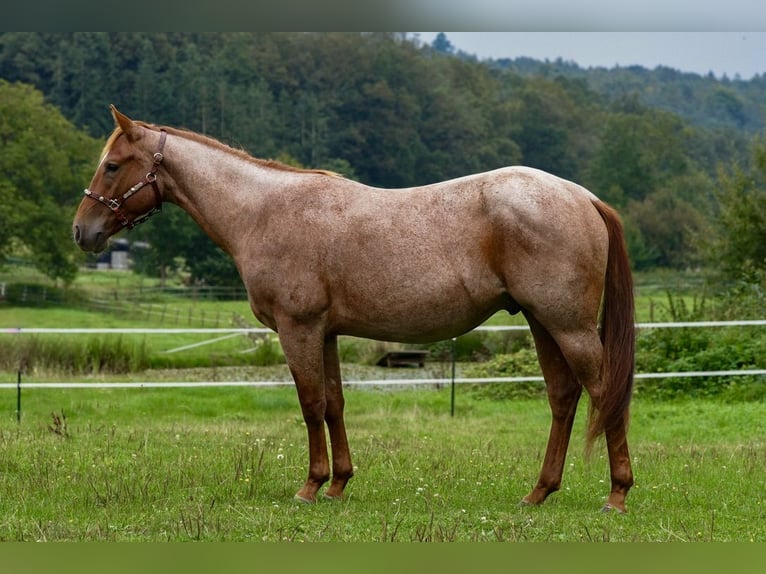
left=3, top=370, right=766, bottom=390
left=4, top=320, right=766, bottom=422
left=3, top=321, right=766, bottom=389
left=6, top=319, right=766, bottom=334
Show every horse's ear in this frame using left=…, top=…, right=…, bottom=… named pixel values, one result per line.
left=110, top=104, right=142, bottom=142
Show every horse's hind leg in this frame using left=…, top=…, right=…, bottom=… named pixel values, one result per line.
left=602, top=414, right=633, bottom=512
left=322, top=335, right=354, bottom=499
left=541, top=324, right=634, bottom=513
left=521, top=312, right=583, bottom=506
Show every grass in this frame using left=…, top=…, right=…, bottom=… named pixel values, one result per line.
left=2, top=266, right=766, bottom=541
left=0, top=383, right=764, bottom=541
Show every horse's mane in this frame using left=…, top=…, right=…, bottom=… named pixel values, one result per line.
left=107, top=121, right=340, bottom=178
left=98, top=128, right=125, bottom=166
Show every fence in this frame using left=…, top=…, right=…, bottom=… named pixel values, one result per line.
left=4, top=320, right=766, bottom=421
left=4, top=320, right=766, bottom=389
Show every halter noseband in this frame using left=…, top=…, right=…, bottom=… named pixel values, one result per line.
left=83, top=129, right=167, bottom=230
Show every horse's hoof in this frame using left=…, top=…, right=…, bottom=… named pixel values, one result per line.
left=519, top=493, right=546, bottom=507
left=600, top=503, right=627, bottom=514
left=293, top=494, right=315, bottom=504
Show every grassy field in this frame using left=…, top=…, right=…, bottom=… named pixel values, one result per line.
left=2, top=267, right=765, bottom=542
left=0, top=383, right=764, bottom=542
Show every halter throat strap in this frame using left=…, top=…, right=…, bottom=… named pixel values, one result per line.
left=83, top=129, right=167, bottom=230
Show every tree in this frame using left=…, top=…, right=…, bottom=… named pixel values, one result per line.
left=586, top=100, right=692, bottom=207
left=431, top=33, right=455, bottom=55
left=623, top=173, right=710, bottom=270
left=129, top=204, right=196, bottom=287
left=704, top=136, right=766, bottom=280
left=0, top=80, right=101, bottom=283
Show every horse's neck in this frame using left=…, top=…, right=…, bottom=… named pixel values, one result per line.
left=163, top=136, right=284, bottom=256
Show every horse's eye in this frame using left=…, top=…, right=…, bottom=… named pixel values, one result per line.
left=105, top=162, right=120, bottom=173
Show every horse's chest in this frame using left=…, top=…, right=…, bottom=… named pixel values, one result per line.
left=241, top=260, right=331, bottom=328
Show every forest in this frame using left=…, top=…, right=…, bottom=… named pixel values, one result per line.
left=1, top=32, right=765, bottom=287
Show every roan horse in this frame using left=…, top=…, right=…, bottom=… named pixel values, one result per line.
left=73, top=106, right=635, bottom=512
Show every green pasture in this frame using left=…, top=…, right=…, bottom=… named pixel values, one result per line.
left=0, top=385, right=764, bottom=542
left=2, top=267, right=766, bottom=541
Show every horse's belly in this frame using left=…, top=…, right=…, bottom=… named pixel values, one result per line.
left=333, top=284, right=506, bottom=343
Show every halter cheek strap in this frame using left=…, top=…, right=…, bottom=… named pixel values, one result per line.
left=83, top=129, right=167, bottom=230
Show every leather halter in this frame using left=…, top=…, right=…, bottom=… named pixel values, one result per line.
left=83, top=129, right=167, bottom=230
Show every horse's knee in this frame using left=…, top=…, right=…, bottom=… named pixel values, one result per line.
left=299, top=397, right=327, bottom=426
left=324, top=394, right=345, bottom=423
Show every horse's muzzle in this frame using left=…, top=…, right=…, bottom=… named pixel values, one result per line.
left=72, top=222, right=108, bottom=253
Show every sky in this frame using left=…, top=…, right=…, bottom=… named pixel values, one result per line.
left=415, top=32, right=766, bottom=80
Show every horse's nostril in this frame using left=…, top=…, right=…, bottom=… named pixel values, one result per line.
left=73, top=225, right=81, bottom=244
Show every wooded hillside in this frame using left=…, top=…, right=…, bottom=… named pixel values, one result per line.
left=1, top=32, right=764, bottom=284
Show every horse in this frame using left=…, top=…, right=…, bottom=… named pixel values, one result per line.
left=73, top=106, right=635, bottom=512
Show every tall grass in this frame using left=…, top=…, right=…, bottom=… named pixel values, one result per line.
left=0, top=333, right=293, bottom=375
left=0, top=335, right=150, bottom=374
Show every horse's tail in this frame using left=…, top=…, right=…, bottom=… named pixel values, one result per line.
left=587, top=200, right=635, bottom=447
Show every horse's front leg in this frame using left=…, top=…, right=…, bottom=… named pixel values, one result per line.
left=277, top=318, right=330, bottom=503
left=323, top=335, right=354, bottom=499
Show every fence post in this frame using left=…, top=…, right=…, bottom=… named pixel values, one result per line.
left=450, top=337, right=457, bottom=417
left=16, top=369, right=22, bottom=424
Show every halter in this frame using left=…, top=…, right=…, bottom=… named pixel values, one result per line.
left=83, top=129, right=167, bottom=230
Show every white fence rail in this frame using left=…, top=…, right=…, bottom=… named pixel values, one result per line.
left=6, top=320, right=766, bottom=334
left=3, top=369, right=766, bottom=390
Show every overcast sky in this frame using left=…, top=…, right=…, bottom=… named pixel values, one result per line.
left=415, top=32, right=766, bottom=80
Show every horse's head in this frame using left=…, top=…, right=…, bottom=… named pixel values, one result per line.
left=73, top=106, right=166, bottom=253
